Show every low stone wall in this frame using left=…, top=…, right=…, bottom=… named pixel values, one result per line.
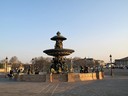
left=50, top=72, right=104, bottom=82
left=0, top=75, right=5, bottom=78
left=68, top=72, right=103, bottom=82
left=12, top=72, right=104, bottom=82
left=14, top=74, right=46, bottom=82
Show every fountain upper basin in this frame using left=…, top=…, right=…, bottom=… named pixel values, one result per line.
left=43, top=49, right=74, bottom=56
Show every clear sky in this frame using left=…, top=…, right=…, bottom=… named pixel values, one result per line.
left=0, top=0, right=128, bottom=63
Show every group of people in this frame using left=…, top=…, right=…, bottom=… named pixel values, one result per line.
left=7, top=68, right=23, bottom=78
left=79, top=65, right=104, bottom=73
left=80, top=66, right=89, bottom=73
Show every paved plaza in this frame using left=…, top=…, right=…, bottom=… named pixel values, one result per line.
left=0, top=69, right=128, bottom=96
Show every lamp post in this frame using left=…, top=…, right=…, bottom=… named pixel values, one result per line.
left=5, top=57, right=8, bottom=77
left=32, top=58, right=35, bottom=74
left=109, top=54, right=113, bottom=76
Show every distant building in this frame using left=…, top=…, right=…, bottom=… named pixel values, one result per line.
left=73, top=58, right=105, bottom=68
left=0, top=63, right=12, bottom=73
left=115, top=57, right=128, bottom=67
left=72, top=58, right=105, bottom=73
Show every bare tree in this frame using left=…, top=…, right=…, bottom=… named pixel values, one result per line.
left=9, top=56, right=21, bottom=69
left=32, top=56, right=51, bottom=73
left=9, top=56, right=21, bottom=64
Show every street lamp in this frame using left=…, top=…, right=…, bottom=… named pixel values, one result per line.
left=5, top=57, right=8, bottom=77
left=109, top=54, right=113, bottom=76
left=32, top=58, right=35, bottom=74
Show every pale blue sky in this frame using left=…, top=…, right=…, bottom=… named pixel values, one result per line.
left=0, top=0, right=128, bottom=63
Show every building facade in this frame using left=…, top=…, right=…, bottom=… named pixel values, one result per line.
left=115, top=57, right=128, bottom=68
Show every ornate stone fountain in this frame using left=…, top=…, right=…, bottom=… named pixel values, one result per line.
left=43, top=32, right=74, bottom=73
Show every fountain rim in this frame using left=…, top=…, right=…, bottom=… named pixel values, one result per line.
left=43, top=48, right=74, bottom=56
left=43, top=48, right=74, bottom=53
left=51, top=36, right=67, bottom=41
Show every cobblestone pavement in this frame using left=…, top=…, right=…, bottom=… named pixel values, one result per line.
left=0, top=69, right=128, bottom=96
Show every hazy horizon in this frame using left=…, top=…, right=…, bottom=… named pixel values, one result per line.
left=0, top=0, right=128, bottom=63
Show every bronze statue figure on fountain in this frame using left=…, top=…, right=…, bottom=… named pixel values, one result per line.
left=55, top=40, right=63, bottom=49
